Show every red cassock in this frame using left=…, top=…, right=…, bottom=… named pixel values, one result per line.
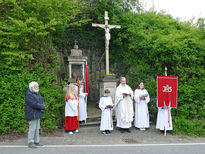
left=157, top=76, right=178, bottom=108
left=64, top=95, right=79, bottom=131
left=64, top=117, right=78, bottom=131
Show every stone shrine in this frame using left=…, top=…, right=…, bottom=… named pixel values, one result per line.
left=63, top=44, right=87, bottom=91
left=67, top=44, right=87, bottom=82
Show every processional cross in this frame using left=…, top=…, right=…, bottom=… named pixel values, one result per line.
left=92, top=11, right=121, bottom=74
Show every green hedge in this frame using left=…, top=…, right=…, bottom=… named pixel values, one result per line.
left=0, top=64, right=65, bottom=134
left=173, top=117, right=205, bottom=136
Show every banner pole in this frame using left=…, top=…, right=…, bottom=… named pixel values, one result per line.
left=164, top=66, right=167, bottom=136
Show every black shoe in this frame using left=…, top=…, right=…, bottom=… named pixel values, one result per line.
left=105, top=130, right=111, bottom=135
left=34, top=143, right=43, bottom=146
left=28, top=143, right=37, bottom=148
left=120, top=129, right=124, bottom=133
left=126, top=129, right=131, bottom=133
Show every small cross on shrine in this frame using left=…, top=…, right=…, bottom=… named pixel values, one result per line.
left=92, top=11, right=121, bottom=74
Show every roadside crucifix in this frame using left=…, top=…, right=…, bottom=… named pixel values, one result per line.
left=92, top=11, right=121, bottom=74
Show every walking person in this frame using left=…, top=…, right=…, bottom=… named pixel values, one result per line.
left=134, top=82, right=150, bottom=131
left=25, top=82, right=45, bottom=148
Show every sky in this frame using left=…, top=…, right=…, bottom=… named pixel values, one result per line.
left=139, top=0, right=205, bottom=21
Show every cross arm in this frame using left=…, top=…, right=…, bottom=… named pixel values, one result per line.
left=92, top=23, right=106, bottom=29
left=108, top=25, right=121, bottom=29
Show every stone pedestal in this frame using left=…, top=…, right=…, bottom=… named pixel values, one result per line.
left=99, top=78, right=119, bottom=102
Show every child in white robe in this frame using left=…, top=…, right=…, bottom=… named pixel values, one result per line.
left=99, top=89, right=114, bottom=135
left=156, top=105, right=173, bottom=132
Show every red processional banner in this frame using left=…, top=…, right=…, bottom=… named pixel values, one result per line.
left=85, top=64, right=89, bottom=93
left=157, top=76, right=178, bottom=108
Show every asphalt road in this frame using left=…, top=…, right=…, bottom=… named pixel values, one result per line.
left=0, top=143, right=205, bottom=154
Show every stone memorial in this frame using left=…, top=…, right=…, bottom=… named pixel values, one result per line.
left=63, top=43, right=87, bottom=91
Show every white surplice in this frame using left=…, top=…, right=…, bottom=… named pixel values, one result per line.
left=134, top=89, right=150, bottom=128
left=156, top=107, right=173, bottom=131
left=114, top=84, right=134, bottom=129
left=65, top=99, right=78, bottom=117
left=75, top=85, right=87, bottom=121
left=99, top=96, right=114, bottom=131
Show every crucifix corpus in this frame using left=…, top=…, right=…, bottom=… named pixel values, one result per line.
left=92, top=11, right=121, bottom=75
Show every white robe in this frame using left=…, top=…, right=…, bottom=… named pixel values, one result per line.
left=134, top=89, right=150, bottom=128
left=99, top=96, right=113, bottom=131
left=65, top=99, right=78, bottom=117
left=114, top=84, right=134, bottom=128
left=156, top=107, right=173, bottom=131
left=75, top=85, right=87, bottom=121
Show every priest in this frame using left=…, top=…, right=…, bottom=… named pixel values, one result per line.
left=114, top=77, right=134, bottom=133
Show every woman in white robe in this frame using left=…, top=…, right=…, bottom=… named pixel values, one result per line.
left=134, top=82, right=150, bottom=131
left=99, top=89, right=114, bottom=134
left=156, top=106, right=173, bottom=131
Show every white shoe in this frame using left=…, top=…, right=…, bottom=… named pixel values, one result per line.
left=143, top=128, right=146, bottom=131
left=74, top=129, right=79, bottom=133
left=140, top=128, right=144, bottom=131
left=68, top=132, right=73, bottom=135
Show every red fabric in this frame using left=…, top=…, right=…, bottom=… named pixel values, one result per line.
left=64, top=116, right=78, bottom=131
left=85, top=64, right=89, bottom=93
left=65, top=94, right=77, bottom=102
left=157, top=76, right=178, bottom=108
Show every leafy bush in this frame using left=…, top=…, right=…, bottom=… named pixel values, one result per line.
left=173, top=117, right=205, bottom=136
left=0, top=65, right=65, bottom=134
left=0, top=0, right=88, bottom=134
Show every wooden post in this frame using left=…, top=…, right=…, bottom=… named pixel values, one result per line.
left=77, top=77, right=80, bottom=133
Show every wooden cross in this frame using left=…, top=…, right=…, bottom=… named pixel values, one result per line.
left=92, top=11, right=121, bottom=75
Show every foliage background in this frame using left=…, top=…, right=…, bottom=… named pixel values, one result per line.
left=0, top=0, right=204, bottom=136
left=0, top=0, right=88, bottom=134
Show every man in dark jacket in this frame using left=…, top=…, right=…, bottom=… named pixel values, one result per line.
left=25, top=82, right=45, bottom=148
